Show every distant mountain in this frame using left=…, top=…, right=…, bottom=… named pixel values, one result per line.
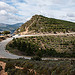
left=0, top=23, right=8, bottom=27
left=16, top=15, right=75, bottom=34
left=0, top=23, right=23, bottom=33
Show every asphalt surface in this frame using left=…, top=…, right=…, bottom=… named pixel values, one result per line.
left=0, top=35, right=31, bottom=59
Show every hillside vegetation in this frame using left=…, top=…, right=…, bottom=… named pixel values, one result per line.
left=6, top=35, right=75, bottom=58
left=16, top=15, right=75, bottom=34
left=0, top=58, right=75, bottom=75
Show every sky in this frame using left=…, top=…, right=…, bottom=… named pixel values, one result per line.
left=0, top=0, right=75, bottom=24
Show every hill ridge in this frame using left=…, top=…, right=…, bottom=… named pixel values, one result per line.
left=15, top=15, right=75, bottom=34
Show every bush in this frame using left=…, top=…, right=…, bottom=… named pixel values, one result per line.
left=31, top=56, right=42, bottom=61
left=2, top=31, right=10, bottom=35
left=54, top=31, right=57, bottom=34
left=5, top=62, right=15, bottom=72
left=0, top=66, right=3, bottom=71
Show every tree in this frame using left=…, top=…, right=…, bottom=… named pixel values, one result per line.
left=31, top=56, right=42, bottom=61
left=0, top=66, right=3, bottom=71
left=5, top=62, right=15, bottom=72
left=0, top=32, right=2, bottom=35
left=2, top=31, right=10, bottom=35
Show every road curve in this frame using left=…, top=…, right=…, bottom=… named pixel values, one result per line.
left=0, top=32, right=75, bottom=60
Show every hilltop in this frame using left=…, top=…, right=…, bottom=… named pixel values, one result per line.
left=15, top=15, right=75, bottom=34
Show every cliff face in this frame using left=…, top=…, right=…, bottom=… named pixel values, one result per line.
left=15, top=15, right=75, bottom=34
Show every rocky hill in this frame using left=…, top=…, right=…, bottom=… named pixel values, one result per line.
left=16, top=15, right=75, bottom=34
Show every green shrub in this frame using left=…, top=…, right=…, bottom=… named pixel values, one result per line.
left=0, top=66, right=3, bottom=71
left=5, top=62, right=15, bottom=72
left=31, top=56, right=42, bottom=61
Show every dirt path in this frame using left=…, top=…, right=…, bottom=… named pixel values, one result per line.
left=15, top=66, right=36, bottom=75
left=20, top=20, right=36, bottom=35
left=15, top=66, right=23, bottom=70
left=0, top=61, right=7, bottom=75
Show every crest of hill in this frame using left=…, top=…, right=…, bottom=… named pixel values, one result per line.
left=16, top=15, right=75, bottom=34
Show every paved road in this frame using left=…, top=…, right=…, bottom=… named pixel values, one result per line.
left=0, top=35, right=32, bottom=59
left=0, top=32, right=75, bottom=60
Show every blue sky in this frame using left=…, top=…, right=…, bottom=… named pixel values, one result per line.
left=0, top=0, right=75, bottom=24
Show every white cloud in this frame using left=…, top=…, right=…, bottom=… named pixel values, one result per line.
left=0, top=1, right=17, bottom=13
left=0, top=10, right=7, bottom=15
left=0, top=0, right=75, bottom=24
left=0, top=1, right=23, bottom=24
left=67, top=13, right=75, bottom=17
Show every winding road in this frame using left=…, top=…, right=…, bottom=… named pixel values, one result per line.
left=0, top=32, right=75, bottom=60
